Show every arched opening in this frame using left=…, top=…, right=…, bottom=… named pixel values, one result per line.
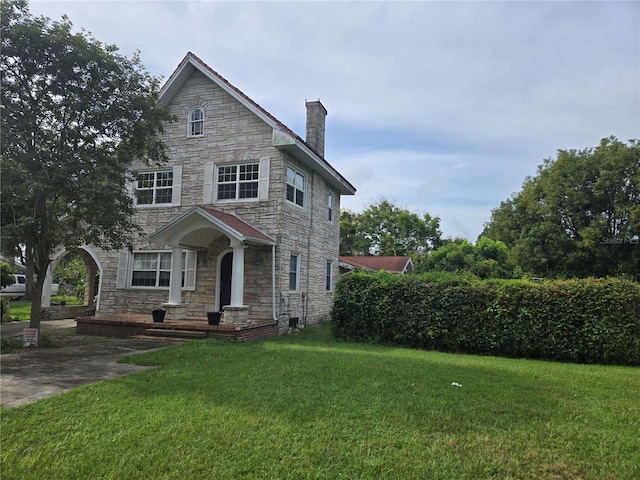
left=47, top=247, right=102, bottom=309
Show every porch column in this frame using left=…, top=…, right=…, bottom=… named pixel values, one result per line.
left=230, top=240, right=246, bottom=307
left=168, top=246, right=182, bottom=305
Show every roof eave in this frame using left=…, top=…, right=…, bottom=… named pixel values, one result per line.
left=273, top=130, right=356, bottom=196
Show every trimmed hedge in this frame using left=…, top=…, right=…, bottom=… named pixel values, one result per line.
left=331, top=272, right=640, bottom=365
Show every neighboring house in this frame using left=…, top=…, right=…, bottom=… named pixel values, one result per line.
left=80, top=52, right=355, bottom=329
left=339, top=256, right=414, bottom=275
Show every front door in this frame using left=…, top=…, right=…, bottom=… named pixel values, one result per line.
left=219, top=252, right=233, bottom=310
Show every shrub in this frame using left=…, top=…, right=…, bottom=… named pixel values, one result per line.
left=332, top=273, right=640, bottom=365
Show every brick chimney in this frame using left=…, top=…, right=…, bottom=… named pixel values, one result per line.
left=305, top=100, right=327, bottom=158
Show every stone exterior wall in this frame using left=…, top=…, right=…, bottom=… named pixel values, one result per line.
left=93, top=66, right=342, bottom=331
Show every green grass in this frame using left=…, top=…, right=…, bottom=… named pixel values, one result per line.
left=6, top=296, right=83, bottom=321
left=1, top=325, right=638, bottom=479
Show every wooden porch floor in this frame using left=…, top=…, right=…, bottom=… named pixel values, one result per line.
left=76, top=313, right=278, bottom=341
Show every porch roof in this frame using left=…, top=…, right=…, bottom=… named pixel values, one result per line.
left=149, top=205, right=276, bottom=249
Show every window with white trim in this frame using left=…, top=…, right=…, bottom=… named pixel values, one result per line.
left=286, top=166, right=305, bottom=207
left=326, top=261, right=333, bottom=291
left=289, top=254, right=300, bottom=291
left=328, top=193, right=334, bottom=222
left=189, top=107, right=204, bottom=137
left=127, top=250, right=196, bottom=289
left=132, top=252, right=172, bottom=287
left=135, top=171, right=173, bottom=205
left=217, top=163, right=259, bottom=200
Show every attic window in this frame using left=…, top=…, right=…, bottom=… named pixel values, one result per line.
left=189, top=107, right=204, bottom=136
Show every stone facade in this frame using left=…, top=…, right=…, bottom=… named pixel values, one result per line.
left=90, top=53, right=354, bottom=332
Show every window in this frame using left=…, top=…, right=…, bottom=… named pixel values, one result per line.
left=217, top=163, right=259, bottom=200
left=136, top=171, right=173, bottom=205
left=328, top=193, right=333, bottom=222
left=189, top=107, right=204, bottom=136
left=286, top=166, right=305, bottom=207
left=128, top=251, right=195, bottom=289
left=131, top=252, right=172, bottom=287
left=326, top=261, right=333, bottom=291
left=289, top=254, right=300, bottom=291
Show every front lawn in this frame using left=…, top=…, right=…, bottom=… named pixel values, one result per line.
left=1, top=325, right=638, bottom=479
left=5, top=296, right=83, bottom=321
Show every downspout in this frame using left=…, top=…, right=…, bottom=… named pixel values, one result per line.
left=304, top=172, right=314, bottom=326
left=272, top=244, right=277, bottom=323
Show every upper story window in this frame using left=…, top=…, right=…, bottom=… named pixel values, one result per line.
left=328, top=193, right=334, bottom=222
left=133, top=166, right=182, bottom=207
left=189, top=107, right=204, bottom=137
left=217, top=163, right=259, bottom=200
left=286, top=166, right=305, bottom=207
left=136, top=171, right=173, bottom=205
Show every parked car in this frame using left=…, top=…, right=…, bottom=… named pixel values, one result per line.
left=0, top=274, right=59, bottom=300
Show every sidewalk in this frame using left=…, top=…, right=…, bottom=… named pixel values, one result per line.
left=0, top=318, right=78, bottom=339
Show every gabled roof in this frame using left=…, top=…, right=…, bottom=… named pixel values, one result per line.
left=339, top=256, right=414, bottom=274
left=159, top=52, right=356, bottom=195
left=149, top=205, right=276, bottom=248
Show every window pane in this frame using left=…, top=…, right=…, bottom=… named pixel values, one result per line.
left=296, top=189, right=304, bottom=207
left=295, top=172, right=304, bottom=190
left=156, top=172, right=173, bottom=187
left=132, top=271, right=156, bottom=287
left=239, top=181, right=258, bottom=198
left=136, top=190, right=153, bottom=205
left=155, top=188, right=172, bottom=204
left=218, top=184, right=236, bottom=200
left=133, top=253, right=157, bottom=270
left=158, top=271, right=171, bottom=287
left=159, top=253, right=172, bottom=270
left=287, top=167, right=296, bottom=185
left=286, top=184, right=295, bottom=202
left=137, top=173, right=154, bottom=188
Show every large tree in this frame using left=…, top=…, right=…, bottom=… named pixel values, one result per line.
left=1, top=0, right=173, bottom=328
left=482, top=137, right=640, bottom=279
left=416, top=236, right=519, bottom=279
left=340, top=199, right=442, bottom=257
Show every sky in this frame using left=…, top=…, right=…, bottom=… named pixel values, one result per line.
left=28, top=0, right=640, bottom=241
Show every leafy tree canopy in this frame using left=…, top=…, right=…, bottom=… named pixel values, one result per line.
left=481, top=136, right=640, bottom=280
left=0, top=262, right=17, bottom=289
left=340, top=199, right=442, bottom=257
left=0, top=0, right=174, bottom=327
left=416, top=236, right=520, bottom=279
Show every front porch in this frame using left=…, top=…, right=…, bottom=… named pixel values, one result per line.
left=76, top=313, right=278, bottom=342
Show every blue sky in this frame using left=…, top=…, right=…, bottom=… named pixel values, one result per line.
left=29, top=1, right=640, bottom=240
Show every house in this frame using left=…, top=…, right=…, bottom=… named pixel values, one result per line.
left=339, top=256, right=414, bottom=275
left=51, top=52, right=355, bottom=331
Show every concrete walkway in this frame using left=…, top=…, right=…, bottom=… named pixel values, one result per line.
left=1, top=332, right=179, bottom=408
left=0, top=318, right=78, bottom=339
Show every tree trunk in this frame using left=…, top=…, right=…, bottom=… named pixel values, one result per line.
left=29, top=275, right=44, bottom=330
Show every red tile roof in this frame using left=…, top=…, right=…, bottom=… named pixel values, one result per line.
left=199, top=206, right=275, bottom=245
left=339, top=256, right=413, bottom=274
